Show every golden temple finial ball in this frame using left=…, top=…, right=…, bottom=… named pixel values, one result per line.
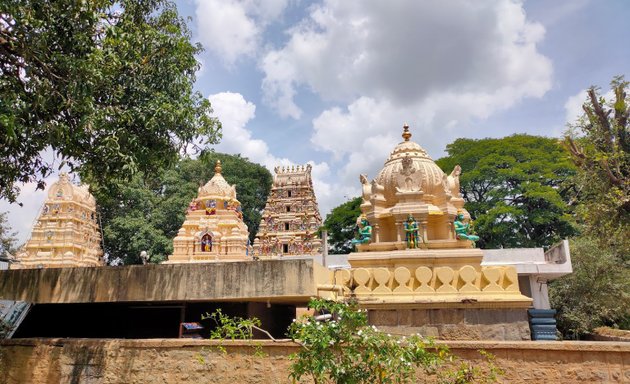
left=215, top=160, right=222, bottom=174
left=402, top=124, right=411, bottom=141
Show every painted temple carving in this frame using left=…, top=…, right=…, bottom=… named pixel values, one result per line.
left=14, top=173, right=103, bottom=268
left=355, top=124, right=470, bottom=251
left=253, top=165, right=322, bottom=258
left=339, top=125, right=531, bottom=307
left=165, top=160, right=250, bottom=263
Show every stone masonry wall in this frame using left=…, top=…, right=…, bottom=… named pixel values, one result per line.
left=1, top=338, right=630, bottom=383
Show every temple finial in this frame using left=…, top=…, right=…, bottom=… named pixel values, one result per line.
left=215, top=160, right=222, bottom=174
left=402, top=123, right=411, bottom=141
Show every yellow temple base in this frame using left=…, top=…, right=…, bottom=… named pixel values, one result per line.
left=337, top=248, right=532, bottom=309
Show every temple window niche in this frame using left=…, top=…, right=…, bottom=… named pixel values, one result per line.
left=287, top=190, right=292, bottom=198
left=284, top=223, right=290, bottom=231
left=286, top=205, right=291, bottom=212
left=200, top=233, right=213, bottom=252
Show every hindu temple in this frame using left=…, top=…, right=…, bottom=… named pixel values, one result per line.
left=253, top=164, right=322, bottom=258
left=165, top=160, right=250, bottom=263
left=331, top=125, right=533, bottom=339
left=13, top=173, right=103, bottom=269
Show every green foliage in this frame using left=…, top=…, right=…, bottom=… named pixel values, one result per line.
left=436, top=135, right=577, bottom=249
left=288, top=299, right=500, bottom=384
left=550, top=237, right=630, bottom=338
left=91, top=153, right=272, bottom=265
left=0, top=212, right=18, bottom=259
left=323, top=197, right=361, bottom=254
left=0, top=0, right=220, bottom=202
left=204, top=308, right=261, bottom=341
left=564, top=76, right=630, bottom=260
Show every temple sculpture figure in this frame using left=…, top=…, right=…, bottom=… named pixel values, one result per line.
left=165, top=160, right=250, bottom=263
left=333, top=124, right=531, bottom=320
left=13, top=173, right=103, bottom=268
left=403, top=214, right=420, bottom=249
left=253, top=165, right=322, bottom=258
left=351, top=214, right=372, bottom=246
left=454, top=210, right=479, bottom=245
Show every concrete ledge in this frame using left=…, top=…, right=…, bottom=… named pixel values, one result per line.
left=0, top=260, right=331, bottom=304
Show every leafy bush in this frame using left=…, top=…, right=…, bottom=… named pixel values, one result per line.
left=207, top=299, right=502, bottom=384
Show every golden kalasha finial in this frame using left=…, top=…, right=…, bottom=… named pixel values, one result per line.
left=215, top=160, right=222, bottom=174
left=402, top=123, right=411, bottom=141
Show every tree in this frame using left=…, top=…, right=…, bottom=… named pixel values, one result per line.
left=550, top=77, right=630, bottom=338
left=322, top=197, right=361, bottom=254
left=550, top=237, right=630, bottom=338
left=436, top=135, right=577, bottom=249
left=91, top=153, right=272, bottom=265
left=564, top=76, right=630, bottom=259
left=0, top=212, right=17, bottom=260
left=0, top=0, right=220, bottom=203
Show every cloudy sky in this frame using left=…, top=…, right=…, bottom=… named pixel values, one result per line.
left=3, top=0, right=630, bottom=244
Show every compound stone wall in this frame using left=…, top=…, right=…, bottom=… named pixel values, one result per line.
left=1, top=338, right=629, bottom=383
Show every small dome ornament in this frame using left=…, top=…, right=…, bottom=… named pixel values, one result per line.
left=215, top=160, right=222, bottom=174
left=402, top=123, right=412, bottom=142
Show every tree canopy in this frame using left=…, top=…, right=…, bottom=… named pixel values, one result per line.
left=322, top=197, right=361, bottom=254
left=563, top=76, right=630, bottom=259
left=90, top=153, right=272, bottom=265
left=550, top=76, right=630, bottom=338
left=436, top=135, right=576, bottom=249
left=0, top=0, right=220, bottom=203
left=550, top=237, right=630, bottom=338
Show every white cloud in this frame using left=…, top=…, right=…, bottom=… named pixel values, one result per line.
left=207, top=92, right=338, bottom=216
left=195, top=0, right=289, bottom=66
left=258, top=0, right=554, bottom=212
left=564, top=90, right=587, bottom=125
left=261, top=0, right=552, bottom=119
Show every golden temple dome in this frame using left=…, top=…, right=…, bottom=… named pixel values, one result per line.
left=47, top=173, right=96, bottom=208
left=374, top=125, right=448, bottom=202
left=197, top=160, right=238, bottom=201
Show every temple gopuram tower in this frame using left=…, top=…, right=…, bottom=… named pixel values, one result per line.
left=165, top=161, right=250, bottom=263
left=14, top=173, right=103, bottom=268
left=253, top=165, right=322, bottom=258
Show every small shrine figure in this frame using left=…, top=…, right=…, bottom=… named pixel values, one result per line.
left=454, top=211, right=480, bottom=246
left=404, top=215, right=420, bottom=249
left=352, top=215, right=372, bottom=247
left=201, top=233, right=213, bottom=252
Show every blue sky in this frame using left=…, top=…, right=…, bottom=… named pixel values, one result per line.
left=3, top=0, right=630, bottom=244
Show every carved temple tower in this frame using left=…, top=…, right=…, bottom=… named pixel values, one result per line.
left=253, top=165, right=322, bottom=258
left=14, top=173, right=103, bottom=268
left=165, top=161, right=250, bottom=263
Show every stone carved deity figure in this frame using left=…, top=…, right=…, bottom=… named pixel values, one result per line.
left=447, top=165, right=462, bottom=198
left=360, top=174, right=372, bottom=205
left=454, top=211, right=479, bottom=246
left=201, top=233, right=213, bottom=252
left=396, top=154, right=422, bottom=192
left=351, top=215, right=372, bottom=247
left=404, top=215, right=421, bottom=249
